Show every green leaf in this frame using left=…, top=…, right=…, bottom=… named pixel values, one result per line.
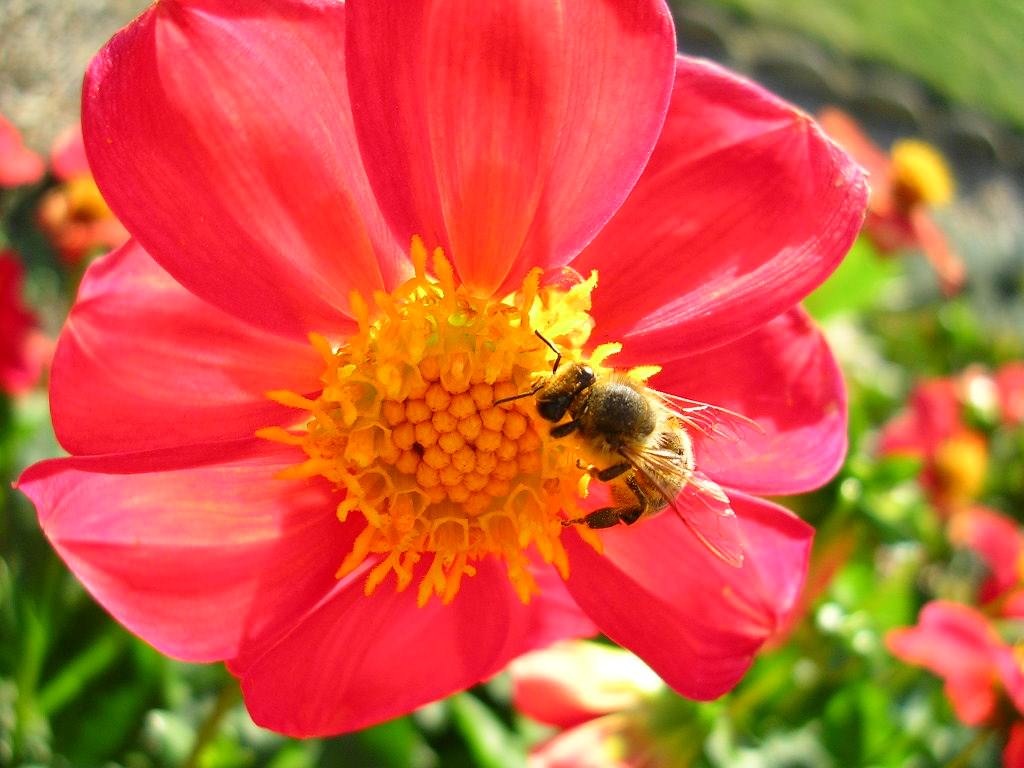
left=804, top=238, right=898, bottom=321
left=449, top=693, right=526, bottom=768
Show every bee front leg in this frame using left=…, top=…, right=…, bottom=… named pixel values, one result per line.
left=575, top=459, right=631, bottom=483
left=550, top=420, right=579, bottom=439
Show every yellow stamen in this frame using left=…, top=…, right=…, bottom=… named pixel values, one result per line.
left=263, top=238, right=617, bottom=605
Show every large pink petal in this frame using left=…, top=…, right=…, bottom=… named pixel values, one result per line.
left=652, top=307, right=847, bottom=495
left=563, top=493, right=812, bottom=700
left=575, top=57, right=868, bottom=358
left=51, top=240, right=323, bottom=455
left=17, top=440, right=348, bottom=663
left=83, top=0, right=404, bottom=338
left=346, top=0, right=675, bottom=296
left=239, top=558, right=595, bottom=737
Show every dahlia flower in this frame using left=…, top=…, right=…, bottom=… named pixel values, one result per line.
left=888, top=601, right=1024, bottom=767
left=509, top=640, right=665, bottom=768
left=818, top=107, right=963, bottom=295
left=0, top=113, right=43, bottom=188
left=37, top=126, right=129, bottom=264
left=19, top=0, right=866, bottom=736
left=880, top=377, right=988, bottom=511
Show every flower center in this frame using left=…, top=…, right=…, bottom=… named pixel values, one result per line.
left=260, top=237, right=628, bottom=606
left=890, top=139, right=954, bottom=210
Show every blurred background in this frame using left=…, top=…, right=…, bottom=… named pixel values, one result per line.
left=2, top=1, right=1024, bottom=766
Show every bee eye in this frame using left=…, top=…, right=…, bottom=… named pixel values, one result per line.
left=537, top=397, right=570, bottom=422
left=580, top=366, right=596, bottom=386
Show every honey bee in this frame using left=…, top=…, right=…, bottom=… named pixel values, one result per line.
left=497, top=332, right=751, bottom=567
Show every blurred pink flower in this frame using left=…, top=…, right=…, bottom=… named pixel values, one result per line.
left=818, top=107, right=963, bottom=295
left=880, top=378, right=988, bottom=512
left=510, top=641, right=665, bottom=768
left=37, top=126, right=129, bottom=264
left=510, top=640, right=662, bottom=729
left=949, top=506, right=1023, bottom=604
left=887, top=601, right=1024, bottom=726
left=997, top=363, right=1024, bottom=427
left=0, top=113, right=44, bottom=188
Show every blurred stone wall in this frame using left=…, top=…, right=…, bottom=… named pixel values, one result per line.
left=0, top=0, right=149, bottom=151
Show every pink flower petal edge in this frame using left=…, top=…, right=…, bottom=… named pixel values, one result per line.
left=50, top=240, right=322, bottom=454
left=563, top=492, right=813, bottom=700
left=577, top=56, right=868, bottom=359
left=652, top=306, right=847, bottom=495
left=82, top=0, right=405, bottom=339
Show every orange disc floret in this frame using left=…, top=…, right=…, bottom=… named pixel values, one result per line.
left=260, top=237, right=608, bottom=605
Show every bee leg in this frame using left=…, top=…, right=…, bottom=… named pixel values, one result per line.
left=618, top=475, right=650, bottom=525
left=550, top=420, right=579, bottom=439
left=562, top=475, right=650, bottom=529
left=562, top=507, right=625, bottom=529
left=575, top=459, right=631, bottom=483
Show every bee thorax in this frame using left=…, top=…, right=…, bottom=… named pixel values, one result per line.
left=576, top=381, right=656, bottom=448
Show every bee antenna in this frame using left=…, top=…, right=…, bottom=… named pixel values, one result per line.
left=534, top=330, right=562, bottom=373
left=493, top=380, right=544, bottom=406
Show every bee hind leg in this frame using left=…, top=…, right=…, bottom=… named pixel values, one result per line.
left=562, top=475, right=649, bottom=529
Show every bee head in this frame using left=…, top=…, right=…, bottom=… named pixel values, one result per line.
left=536, top=363, right=595, bottom=422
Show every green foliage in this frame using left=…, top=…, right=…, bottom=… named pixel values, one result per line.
left=697, top=0, right=1024, bottom=130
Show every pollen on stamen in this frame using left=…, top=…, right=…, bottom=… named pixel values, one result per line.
left=260, top=236, right=608, bottom=606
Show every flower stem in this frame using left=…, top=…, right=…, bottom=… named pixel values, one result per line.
left=182, top=680, right=241, bottom=768
left=946, top=728, right=992, bottom=768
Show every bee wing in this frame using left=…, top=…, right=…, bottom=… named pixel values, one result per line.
left=649, top=389, right=764, bottom=443
left=619, top=445, right=745, bottom=568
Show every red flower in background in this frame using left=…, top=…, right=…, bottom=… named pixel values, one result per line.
left=949, top=506, right=1024, bottom=605
left=0, top=250, right=47, bottom=395
left=818, top=107, right=964, bottom=296
left=888, top=601, right=1024, bottom=725
left=888, top=602, right=1024, bottom=766
left=880, top=377, right=988, bottom=512
left=19, top=0, right=866, bottom=736
left=509, top=641, right=664, bottom=768
left=0, top=113, right=44, bottom=188
left=37, top=126, right=129, bottom=264
left=997, top=363, right=1024, bottom=427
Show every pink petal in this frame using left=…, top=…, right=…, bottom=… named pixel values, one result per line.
left=562, top=493, right=813, bottom=700
left=574, top=56, right=868, bottom=358
left=17, top=440, right=347, bottom=663
left=886, top=601, right=1003, bottom=726
left=529, top=714, right=640, bottom=768
left=240, top=559, right=596, bottom=737
left=51, top=241, right=323, bottom=455
left=82, top=0, right=404, bottom=338
left=509, top=641, right=661, bottom=728
left=879, top=379, right=962, bottom=456
left=49, top=125, right=90, bottom=180
left=345, top=0, right=676, bottom=296
left=0, top=112, right=44, bottom=187
left=652, top=307, right=847, bottom=495
left=997, top=362, right=1024, bottom=426
left=949, top=507, right=1023, bottom=603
